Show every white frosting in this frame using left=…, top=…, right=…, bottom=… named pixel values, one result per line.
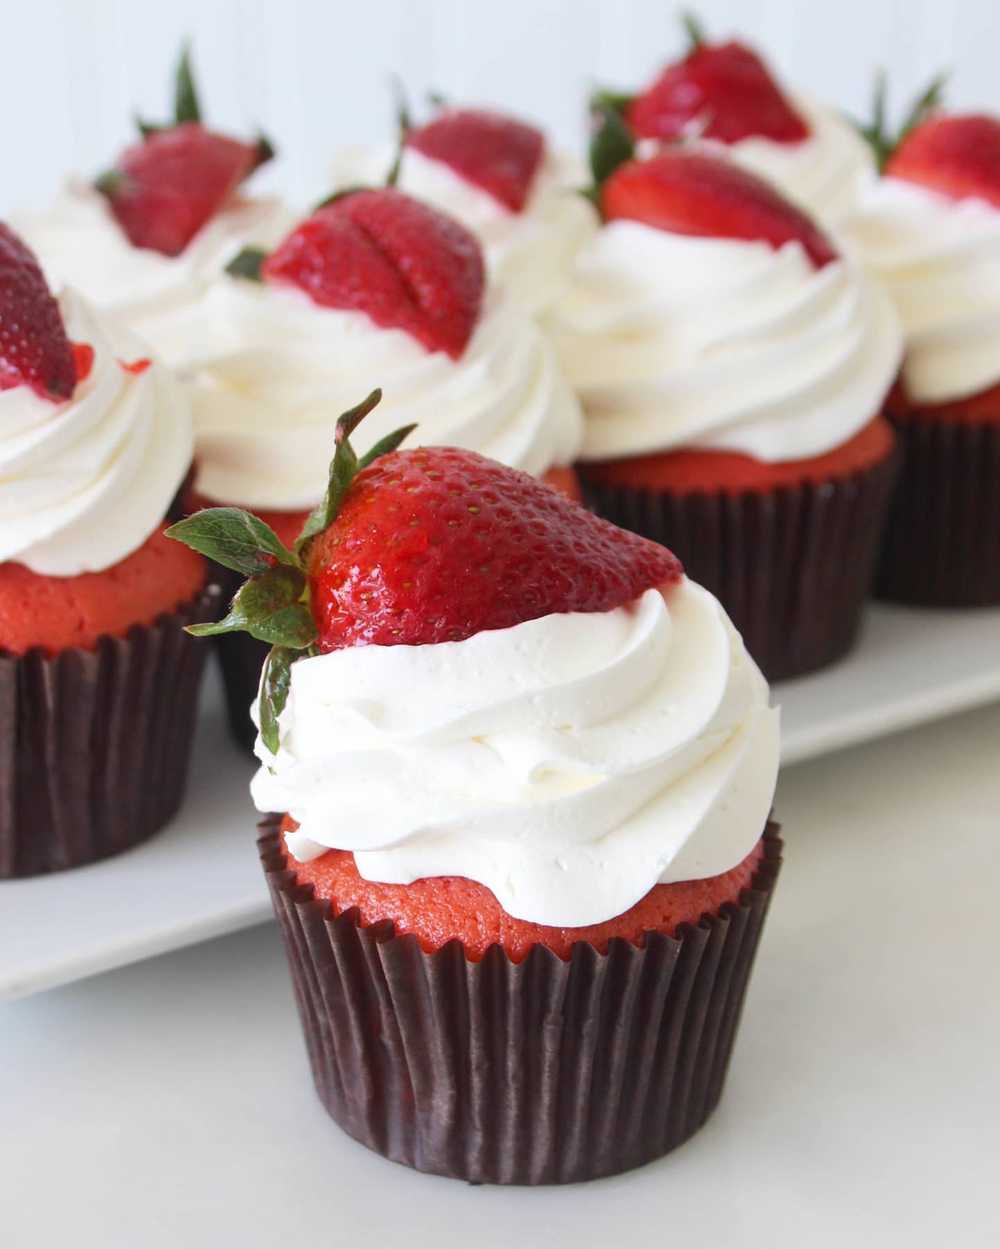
left=727, top=96, right=877, bottom=230
left=328, top=146, right=598, bottom=316
left=0, top=289, right=193, bottom=576
left=250, top=578, right=779, bottom=928
left=14, top=181, right=294, bottom=370
left=548, top=222, right=902, bottom=462
left=846, top=176, right=1000, bottom=403
left=188, top=280, right=583, bottom=510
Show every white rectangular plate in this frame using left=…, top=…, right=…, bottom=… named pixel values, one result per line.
left=2, top=602, right=999, bottom=1002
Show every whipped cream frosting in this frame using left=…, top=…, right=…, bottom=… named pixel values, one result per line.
left=328, top=145, right=598, bottom=316
left=846, top=176, right=1000, bottom=403
left=726, top=95, right=876, bottom=230
left=251, top=578, right=779, bottom=928
left=14, top=181, right=294, bottom=370
left=548, top=222, right=902, bottom=462
left=188, top=280, right=583, bottom=510
left=0, top=289, right=193, bottom=576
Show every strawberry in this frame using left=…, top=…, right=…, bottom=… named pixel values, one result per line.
left=0, top=222, right=77, bottom=401
left=601, top=147, right=837, bottom=269
left=885, top=113, right=1000, bottom=209
left=405, top=108, right=545, bottom=212
left=626, top=15, right=807, bottom=145
left=95, top=46, right=272, bottom=256
left=259, top=189, right=484, bottom=359
left=167, top=391, right=681, bottom=747
left=306, top=445, right=681, bottom=651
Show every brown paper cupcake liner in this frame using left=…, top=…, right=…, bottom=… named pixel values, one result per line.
left=581, top=452, right=898, bottom=682
left=876, top=416, right=1000, bottom=606
left=259, top=819, right=782, bottom=1185
left=0, top=582, right=221, bottom=878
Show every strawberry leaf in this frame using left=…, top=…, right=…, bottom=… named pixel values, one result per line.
left=188, top=565, right=316, bottom=647
left=295, top=388, right=388, bottom=552
left=225, top=247, right=267, bottom=281
left=855, top=70, right=948, bottom=171
left=94, top=170, right=127, bottom=198
left=386, top=77, right=412, bottom=188
left=174, top=42, right=202, bottom=126
left=358, top=422, right=417, bottom=470
left=314, top=185, right=370, bottom=210
left=166, top=506, right=297, bottom=576
left=135, top=116, right=164, bottom=140
left=589, top=95, right=636, bottom=192
left=259, top=646, right=294, bottom=754
left=681, top=10, right=707, bottom=50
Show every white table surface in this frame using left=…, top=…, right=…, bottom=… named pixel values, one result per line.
left=3, top=702, right=999, bottom=1248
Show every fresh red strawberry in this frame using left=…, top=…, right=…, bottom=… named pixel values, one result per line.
left=167, top=391, right=681, bottom=746
left=0, top=223, right=77, bottom=401
left=99, top=124, right=267, bottom=256
left=886, top=113, right=1000, bottom=209
left=406, top=108, right=545, bottom=211
left=307, top=445, right=682, bottom=652
left=262, top=189, right=484, bottom=358
left=628, top=22, right=807, bottom=145
left=95, top=45, right=272, bottom=256
left=601, top=148, right=837, bottom=268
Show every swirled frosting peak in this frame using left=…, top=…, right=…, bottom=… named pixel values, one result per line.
left=847, top=175, right=1000, bottom=403
left=549, top=221, right=902, bottom=462
left=189, top=280, right=582, bottom=510
left=251, top=577, right=779, bottom=928
left=0, top=289, right=193, bottom=576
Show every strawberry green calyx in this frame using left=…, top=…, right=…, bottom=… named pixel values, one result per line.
left=586, top=94, right=636, bottom=203
left=386, top=76, right=413, bottom=188
left=225, top=246, right=268, bottom=280
left=295, top=388, right=416, bottom=553
left=856, top=71, right=948, bottom=171
left=174, top=42, right=202, bottom=125
left=681, top=10, right=707, bottom=51
left=165, top=388, right=415, bottom=751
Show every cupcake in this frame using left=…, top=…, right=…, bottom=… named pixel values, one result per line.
left=847, top=108, right=1000, bottom=606
left=14, top=47, right=291, bottom=372
left=328, top=102, right=598, bottom=316
left=183, top=187, right=583, bottom=748
left=597, top=13, right=874, bottom=231
left=0, top=224, right=214, bottom=877
left=549, top=135, right=903, bottom=680
left=168, top=398, right=782, bottom=1184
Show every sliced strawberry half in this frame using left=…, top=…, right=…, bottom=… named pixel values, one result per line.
left=95, top=45, right=273, bottom=256
left=628, top=17, right=807, bottom=145
left=601, top=147, right=837, bottom=268
left=886, top=113, right=1000, bottom=209
left=405, top=108, right=545, bottom=211
left=262, top=189, right=485, bottom=359
left=0, top=222, right=78, bottom=402
left=99, top=125, right=269, bottom=256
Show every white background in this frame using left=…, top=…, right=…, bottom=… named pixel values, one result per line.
left=2, top=0, right=998, bottom=213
